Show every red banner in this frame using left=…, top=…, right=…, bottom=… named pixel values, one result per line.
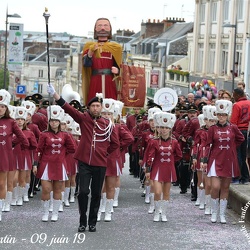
left=120, top=64, right=146, bottom=108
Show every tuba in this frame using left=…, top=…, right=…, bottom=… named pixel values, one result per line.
left=61, top=84, right=81, bottom=103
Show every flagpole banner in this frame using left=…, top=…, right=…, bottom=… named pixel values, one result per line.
left=120, top=64, right=146, bottom=108
left=8, top=23, right=23, bottom=72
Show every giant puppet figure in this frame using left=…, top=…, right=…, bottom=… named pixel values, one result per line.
left=82, top=18, right=123, bottom=104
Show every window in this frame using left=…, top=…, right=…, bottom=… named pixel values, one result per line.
left=197, top=43, right=204, bottom=72
left=38, top=70, right=43, bottom=78
left=208, top=44, right=216, bottom=74
left=38, top=83, right=43, bottom=94
left=237, top=0, right=244, bottom=20
left=211, top=2, right=217, bottom=22
left=223, top=0, right=230, bottom=22
left=221, top=44, right=229, bottom=75
left=200, top=3, right=206, bottom=23
left=235, top=44, right=243, bottom=76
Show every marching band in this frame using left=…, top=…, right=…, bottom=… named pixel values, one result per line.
left=0, top=84, right=248, bottom=231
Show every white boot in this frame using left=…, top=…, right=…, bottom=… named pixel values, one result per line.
left=3, top=192, right=12, bottom=212
left=59, top=192, right=64, bottom=212
left=64, top=188, right=70, bottom=207
left=23, top=183, right=30, bottom=202
left=104, top=199, right=114, bottom=222
left=220, top=199, right=227, bottom=224
left=161, top=200, right=169, bottom=222
left=148, top=193, right=155, bottom=214
left=11, top=187, right=18, bottom=206
left=16, top=186, right=25, bottom=206
left=205, top=195, right=211, bottom=215
left=69, top=186, right=76, bottom=203
left=51, top=199, right=61, bottom=222
left=113, top=187, right=120, bottom=207
left=0, top=199, right=3, bottom=221
left=145, top=186, right=150, bottom=204
left=100, top=193, right=107, bottom=213
left=199, top=189, right=205, bottom=210
left=41, top=200, right=50, bottom=222
left=153, top=200, right=161, bottom=222
left=211, top=198, right=219, bottom=223
left=195, top=188, right=200, bottom=206
left=49, top=191, right=53, bottom=212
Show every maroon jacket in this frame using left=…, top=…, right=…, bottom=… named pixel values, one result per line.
left=59, top=101, right=120, bottom=167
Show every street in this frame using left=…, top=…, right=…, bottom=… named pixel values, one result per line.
left=0, top=154, right=249, bottom=250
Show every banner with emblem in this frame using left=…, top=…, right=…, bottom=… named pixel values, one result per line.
left=120, top=64, right=146, bottom=108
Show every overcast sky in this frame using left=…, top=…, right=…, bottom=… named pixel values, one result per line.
left=0, top=0, right=195, bottom=37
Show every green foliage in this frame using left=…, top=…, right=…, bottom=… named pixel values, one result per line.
left=166, top=69, right=189, bottom=76
left=0, top=68, right=9, bottom=89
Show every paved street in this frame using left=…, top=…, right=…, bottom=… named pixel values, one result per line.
left=0, top=154, right=250, bottom=250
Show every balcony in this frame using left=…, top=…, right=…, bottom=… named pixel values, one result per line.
left=166, top=69, right=190, bottom=87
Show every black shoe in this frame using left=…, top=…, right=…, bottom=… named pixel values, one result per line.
left=173, top=182, right=179, bottom=186
left=34, top=187, right=40, bottom=191
left=89, top=225, right=96, bottom=232
left=191, top=197, right=197, bottom=201
left=180, top=189, right=187, bottom=194
left=78, top=225, right=86, bottom=232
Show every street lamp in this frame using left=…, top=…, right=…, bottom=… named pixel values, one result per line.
left=3, top=8, right=21, bottom=90
left=223, top=19, right=237, bottom=93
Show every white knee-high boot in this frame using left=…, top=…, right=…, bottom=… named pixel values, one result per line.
left=3, top=191, right=12, bottom=212
left=195, top=188, right=201, bottom=206
left=11, top=187, right=18, bottom=206
left=148, top=193, right=155, bottom=214
left=41, top=200, right=50, bottom=222
left=64, top=188, right=70, bottom=207
left=205, top=195, right=211, bottom=215
left=100, top=193, right=107, bottom=213
left=113, top=187, right=120, bottom=207
left=23, top=183, right=30, bottom=202
left=59, top=192, right=64, bottom=212
left=145, top=186, right=150, bottom=204
left=51, top=199, right=61, bottom=222
left=16, top=186, right=25, bottom=206
left=211, top=198, right=219, bottom=223
left=69, top=186, right=76, bottom=203
left=199, top=189, right=205, bottom=210
left=153, top=200, right=161, bottom=222
left=220, top=199, right=228, bottom=224
left=161, top=200, right=169, bottom=222
left=49, top=191, right=53, bottom=212
left=104, top=199, right=114, bottom=222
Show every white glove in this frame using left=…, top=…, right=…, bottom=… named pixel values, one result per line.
left=47, top=83, right=56, bottom=95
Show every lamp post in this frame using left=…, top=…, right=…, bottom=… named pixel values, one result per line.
left=223, top=18, right=237, bottom=93
left=3, top=7, right=21, bottom=90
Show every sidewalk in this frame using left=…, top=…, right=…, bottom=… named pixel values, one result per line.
left=229, top=184, right=250, bottom=223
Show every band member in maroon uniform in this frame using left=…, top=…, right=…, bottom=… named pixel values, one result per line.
left=13, top=107, right=37, bottom=206
left=140, top=107, right=161, bottom=210
left=98, top=99, right=133, bottom=222
left=202, top=100, right=244, bottom=223
left=0, top=89, right=29, bottom=221
left=21, top=100, right=41, bottom=198
left=33, top=105, right=76, bottom=222
left=146, top=112, right=182, bottom=222
left=47, top=84, right=119, bottom=233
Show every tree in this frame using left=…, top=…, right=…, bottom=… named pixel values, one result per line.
left=0, top=68, right=9, bottom=89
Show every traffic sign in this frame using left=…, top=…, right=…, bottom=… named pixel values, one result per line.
left=16, top=85, right=26, bottom=94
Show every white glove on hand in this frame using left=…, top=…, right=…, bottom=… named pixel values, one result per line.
left=47, top=84, right=56, bottom=95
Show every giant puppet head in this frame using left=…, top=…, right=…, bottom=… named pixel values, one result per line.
left=94, top=18, right=112, bottom=40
